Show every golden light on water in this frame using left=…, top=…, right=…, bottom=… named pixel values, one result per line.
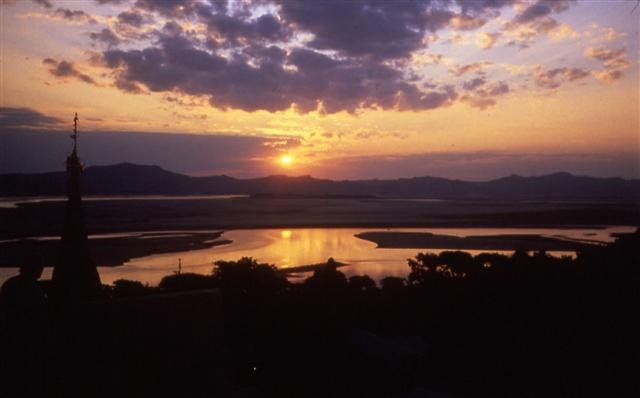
left=281, top=230, right=292, bottom=239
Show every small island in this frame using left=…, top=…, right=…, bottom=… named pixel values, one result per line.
left=355, top=231, right=594, bottom=251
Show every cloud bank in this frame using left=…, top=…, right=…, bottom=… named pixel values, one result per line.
left=31, top=0, right=621, bottom=114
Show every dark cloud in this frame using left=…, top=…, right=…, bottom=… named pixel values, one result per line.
left=99, top=29, right=457, bottom=113
left=0, top=107, right=62, bottom=129
left=43, top=58, right=97, bottom=85
left=39, top=0, right=579, bottom=114
left=54, top=8, right=97, bottom=23
left=244, top=45, right=287, bottom=64
left=114, top=77, right=145, bottom=94
left=514, top=0, right=573, bottom=24
left=113, top=13, right=154, bottom=42
left=163, top=94, right=207, bottom=107
left=125, top=0, right=520, bottom=61
left=117, top=10, right=146, bottom=27
left=279, top=1, right=452, bottom=60
left=133, top=0, right=202, bottom=17
left=198, top=10, right=292, bottom=46
left=277, top=0, right=523, bottom=60
left=486, top=82, right=509, bottom=96
left=463, top=77, right=486, bottom=91
left=533, top=65, right=589, bottom=89
left=514, top=3, right=552, bottom=24
left=90, top=28, right=122, bottom=47
left=562, top=68, right=590, bottom=82
left=455, top=0, right=517, bottom=15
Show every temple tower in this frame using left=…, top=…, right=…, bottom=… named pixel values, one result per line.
left=52, top=113, right=103, bottom=299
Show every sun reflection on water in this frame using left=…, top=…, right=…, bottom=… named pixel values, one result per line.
left=30, top=226, right=632, bottom=287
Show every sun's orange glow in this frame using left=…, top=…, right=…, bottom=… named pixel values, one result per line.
left=279, top=155, right=293, bottom=166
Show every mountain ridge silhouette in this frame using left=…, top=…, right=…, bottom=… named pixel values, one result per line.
left=1, top=162, right=639, bottom=199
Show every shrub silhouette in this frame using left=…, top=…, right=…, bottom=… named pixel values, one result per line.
left=158, top=272, right=215, bottom=292
left=111, top=279, right=154, bottom=297
left=348, top=275, right=378, bottom=293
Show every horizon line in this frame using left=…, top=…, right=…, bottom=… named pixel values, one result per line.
left=3, top=162, right=638, bottom=183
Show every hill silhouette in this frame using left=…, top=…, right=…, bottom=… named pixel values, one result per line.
left=1, top=163, right=639, bottom=199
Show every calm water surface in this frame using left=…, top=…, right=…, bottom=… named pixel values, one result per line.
left=98, top=226, right=634, bottom=285
left=1, top=226, right=634, bottom=286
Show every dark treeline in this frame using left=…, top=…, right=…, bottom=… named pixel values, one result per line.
left=1, top=230, right=638, bottom=397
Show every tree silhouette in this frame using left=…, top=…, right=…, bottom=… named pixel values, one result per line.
left=212, top=257, right=288, bottom=297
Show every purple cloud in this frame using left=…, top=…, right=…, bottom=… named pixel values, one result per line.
left=279, top=1, right=453, bottom=60
left=117, top=10, right=145, bottom=27
left=43, top=58, right=97, bottom=85
left=99, top=27, right=457, bottom=113
left=89, top=28, right=122, bottom=47
left=463, top=77, right=487, bottom=91
left=54, top=8, right=97, bottom=23
left=461, top=81, right=509, bottom=110
left=0, top=107, right=62, bottom=129
left=533, top=65, right=589, bottom=89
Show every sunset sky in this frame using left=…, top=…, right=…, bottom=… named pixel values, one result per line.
left=1, top=0, right=638, bottom=180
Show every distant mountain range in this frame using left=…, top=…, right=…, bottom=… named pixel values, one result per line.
left=1, top=163, right=639, bottom=200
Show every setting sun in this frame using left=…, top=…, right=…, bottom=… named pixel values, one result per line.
left=279, top=155, right=293, bottom=166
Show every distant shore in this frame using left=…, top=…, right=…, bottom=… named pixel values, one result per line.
left=355, top=231, right=596, bottom=251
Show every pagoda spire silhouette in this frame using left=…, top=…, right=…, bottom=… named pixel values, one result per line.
left=52, top=113, right=103, bottom=299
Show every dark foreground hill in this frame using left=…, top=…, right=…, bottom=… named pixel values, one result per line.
left=1, top=163, right=639, bottom=199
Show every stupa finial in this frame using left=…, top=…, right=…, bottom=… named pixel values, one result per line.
left=72, top=112, right=79, bottom=152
